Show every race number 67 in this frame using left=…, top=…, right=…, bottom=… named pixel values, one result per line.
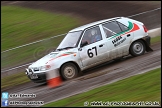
left=87, top=46, right=97, bottom=58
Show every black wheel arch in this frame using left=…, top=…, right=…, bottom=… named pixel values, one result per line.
left=142, top=38, right=153, bottom=52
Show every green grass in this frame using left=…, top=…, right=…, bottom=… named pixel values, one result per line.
left=1, top=72, right=30, bottom=89
left=1, top=6, right=81, bottom=69
left=151, top=36, right=161, bottom=44
left=1, top=36, right=65, bottom=69
left=42, top=68, right=161, bottom=107
left=1, top=6, right=80, bottom=51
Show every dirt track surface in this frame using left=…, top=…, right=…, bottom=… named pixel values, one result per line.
left=1, top=1, right=161, bottom=107
left=2, top=42, right=161, bottom=107
left=1, top=1, right=161, bottom=24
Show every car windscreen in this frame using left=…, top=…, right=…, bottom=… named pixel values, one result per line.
left=56, top=31, right=82, bottom=50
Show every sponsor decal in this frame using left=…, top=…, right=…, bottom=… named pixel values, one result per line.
left=108, top=21, right=140, bottom=40
left=114, top=38, right=126, bottom=47
left=112, top=36, right=126, bottom=47
left=46, top=52, right=76, bottom=64
left=56, top=52, right=76, bottom=58
left=112, top=36, right=122, bottom=44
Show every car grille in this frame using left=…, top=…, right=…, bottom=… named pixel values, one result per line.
left=29, top=69, right=33, bottom=72
left=28, top=68, right=39, bottom=72
left=34, top=68, right=39, bottom=71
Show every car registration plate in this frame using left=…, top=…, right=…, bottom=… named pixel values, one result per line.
left=30, top=74, right=38, bottom=79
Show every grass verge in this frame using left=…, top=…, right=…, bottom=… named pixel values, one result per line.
left=1, top=72, right=30, bottom=89
left=1, top=6, right=80, bottom=51
left=1, top=5, right=81, bottom=69
left=151, top=36, right=161, bottom=44
left=42, top=68, right=161, bottom=107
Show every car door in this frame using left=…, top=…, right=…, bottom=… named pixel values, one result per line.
left=101, top=20, right=133, bottom=59
left=78, top=26, right=108, bottom=67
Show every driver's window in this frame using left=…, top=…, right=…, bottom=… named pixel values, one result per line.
left=81, top=26, right=102, bottom=45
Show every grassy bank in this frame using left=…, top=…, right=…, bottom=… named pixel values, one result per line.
left=1, top=6, right=81, bottom=69
left=1, top=6, right=80, bottom=51
left=1, top=72, right=30, bottom=89
left=151, top=36, right=161, bottom=44
left=42, top=68, right=161, bottom=107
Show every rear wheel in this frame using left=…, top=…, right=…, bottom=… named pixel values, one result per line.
left=130, top=40, right=146, bottom=57
left=61, top=63, right=79, bottom=80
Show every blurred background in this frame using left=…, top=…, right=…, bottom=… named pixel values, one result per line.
left=1, top=1, right=161, bottom=93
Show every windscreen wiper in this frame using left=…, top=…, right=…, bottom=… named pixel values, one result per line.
left=56, top=47, right=75, bottom=51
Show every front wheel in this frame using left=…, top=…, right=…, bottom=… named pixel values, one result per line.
left=130, top=40, right=146, bottom=57
left=61, top=63, right=79, bottom=80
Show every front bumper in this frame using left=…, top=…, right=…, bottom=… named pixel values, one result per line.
left=25, top=68, right=61, bottom=83
left=27, top=72, right=46, bottom=83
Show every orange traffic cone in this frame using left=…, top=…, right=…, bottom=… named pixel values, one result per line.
left=46, top=70, right=62, bottom=88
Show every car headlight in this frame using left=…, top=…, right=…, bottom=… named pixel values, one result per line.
left=40, top=65, right=51, bottom=71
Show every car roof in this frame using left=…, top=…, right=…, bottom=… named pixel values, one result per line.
left=69, top=17, right=122, bottom=32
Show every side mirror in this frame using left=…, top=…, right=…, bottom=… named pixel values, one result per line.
left=80, top=41, right=88, bottom=47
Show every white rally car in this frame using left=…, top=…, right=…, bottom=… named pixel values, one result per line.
left=25, top=17, right=153, bottom=83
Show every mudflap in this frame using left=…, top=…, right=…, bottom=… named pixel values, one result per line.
left=143, top=36, right=153, bottom=52
left=146, top=45, right=153, bottom=52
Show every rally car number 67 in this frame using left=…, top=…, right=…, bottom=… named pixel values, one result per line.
left=25, top=17, right=153, bottom=83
